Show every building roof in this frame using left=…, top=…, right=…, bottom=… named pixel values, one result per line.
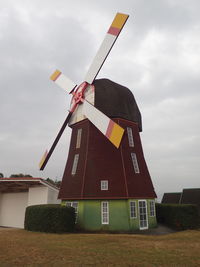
left=162, top=188, right=200, bottom=209
left=94, top=79, right=142, bottom=131
left=59, top=119, right=157, bottom=200
left=161, top=192, right=181, bottom=204
left=180, top=188, right=200, bottom=205
left=0, top=177, right=59, bottom=193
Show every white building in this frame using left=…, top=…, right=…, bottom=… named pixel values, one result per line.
left=0, top=177, right=60, bottom=228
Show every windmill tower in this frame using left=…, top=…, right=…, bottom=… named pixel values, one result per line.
left=39, top=13, right=157, bottom=231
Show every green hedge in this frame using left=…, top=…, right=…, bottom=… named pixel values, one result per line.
left=24, top=204, right=75, bottom=233
left=156, top=203, right=199, bottom=230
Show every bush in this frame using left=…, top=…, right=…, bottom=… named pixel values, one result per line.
left=24, top=204, right=75, bottom=233
left=156, top=203, right=199, bottom=230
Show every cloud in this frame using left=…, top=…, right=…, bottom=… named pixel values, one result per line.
left=0, top=0, right=199, bottom=201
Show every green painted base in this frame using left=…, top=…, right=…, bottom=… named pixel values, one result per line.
left=62, top=199, right=157, bottom=232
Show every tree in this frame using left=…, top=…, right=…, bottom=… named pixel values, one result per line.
left=46, top=178, right=56, bottom=186
left=46, top=178, right=61, bottom=188
left=0, top=173, right=4, bottom=178
left=9, top=173, right=32, bottom=178
left=55, top=180, right=61, bottom=188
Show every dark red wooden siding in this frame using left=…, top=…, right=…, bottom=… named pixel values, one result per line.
left=58, top=118, right=157, bottom=200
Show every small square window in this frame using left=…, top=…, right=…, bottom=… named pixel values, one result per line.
left=101, top=180, right=108, bottom=190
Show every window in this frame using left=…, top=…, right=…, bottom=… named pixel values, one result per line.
left=130, top=201, right=137, bottom=218
left=131, top=153, right=140, bottom=173
left=127, top=127, right=134, bottom=147
left=76, top=128, right=82, bottom=148
left=101, top=180, right=108, bottom=190
left=66, top=201, right=78, bottom=222
left=149, top=200, right=155, bottom=217
left=101, top=201, right=109, bottom=224
left=138, top=200, right=148, bottom=229
left=71, top=154, right=79, bottom=175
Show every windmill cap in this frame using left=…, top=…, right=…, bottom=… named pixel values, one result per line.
left=94, top=79, right=142, bottom=131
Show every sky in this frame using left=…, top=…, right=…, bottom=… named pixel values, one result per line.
left=0, top=0, right=200, bottom=201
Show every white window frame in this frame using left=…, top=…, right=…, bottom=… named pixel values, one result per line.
left=101, top=201, right=109, bottom=224
left=149, top=200, right=155, bottom=217
left=76, top=128, right=82, bottom=149
left=130, top=201, right=137, bottom=218
left=138, top=200, right=148, bottom=230
left=131, top=153, right=140, bottom=173
left=66, top=201, right=78, bottom=222
left=71, top=154, right=79, bottom=175
left=127, top=127, right=134, bottom=147
left=101, top=180, right=108, bottom=190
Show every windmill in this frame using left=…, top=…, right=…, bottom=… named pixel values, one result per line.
left=39, top=13, right=157, bottom=231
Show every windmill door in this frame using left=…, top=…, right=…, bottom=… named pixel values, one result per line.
left=138, top=200, right=148, bottom=230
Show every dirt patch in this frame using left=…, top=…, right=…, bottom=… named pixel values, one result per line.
left=138, top=224, right=176, bottom=235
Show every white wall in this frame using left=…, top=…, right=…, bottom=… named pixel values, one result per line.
left=28, top=186, right=48, bottom=206
left=47, top=187, right=61, bottom=204
left=0, top=192, right=28, bottom=228
left=0, top=184, right=60, bottom=229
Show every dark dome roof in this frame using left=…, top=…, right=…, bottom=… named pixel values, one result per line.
left=94, top=79, right=142, bottom=131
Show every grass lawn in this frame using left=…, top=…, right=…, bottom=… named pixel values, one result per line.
left=0, top=229, right=200, bottom=267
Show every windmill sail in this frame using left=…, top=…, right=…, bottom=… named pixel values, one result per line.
left=84, top=13, right=129, bottom=84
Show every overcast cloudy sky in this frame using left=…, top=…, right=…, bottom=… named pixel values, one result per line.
left=0, top=0, right=200, bottom=200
